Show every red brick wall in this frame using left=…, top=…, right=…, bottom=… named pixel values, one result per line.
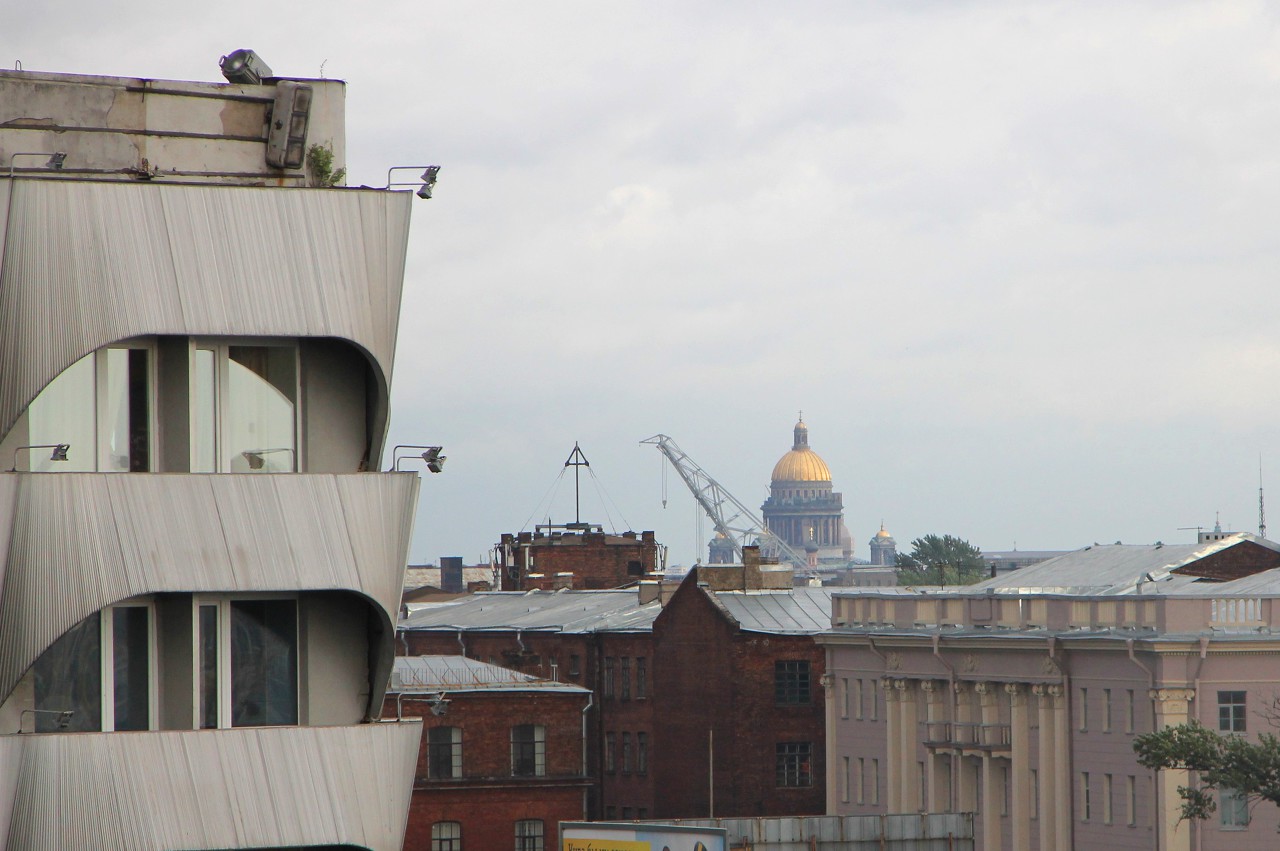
left=385, top=688, right=590, bottom=851
left=597, top=632, right=658, bottom=819
left=1170, top=539, right=1280, bottom=580
left=500, top=531, right=659, bottom=591
left=651, top=574, right=826, bottom=819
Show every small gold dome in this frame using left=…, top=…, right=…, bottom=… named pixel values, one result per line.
left=875, top=527, right=892, bottom=539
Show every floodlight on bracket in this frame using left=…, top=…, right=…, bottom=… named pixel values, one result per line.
left=389, top=444, right=447, bottom=473
left=10, top=443, right=70, bottom=471
left=386, top=165, right=441, bottom=199
left=9, top=152, right=68, bottom=178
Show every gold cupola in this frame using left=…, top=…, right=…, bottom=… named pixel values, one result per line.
left=770, top=419, right=833, bottom=483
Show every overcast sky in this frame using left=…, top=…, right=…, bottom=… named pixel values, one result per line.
left=13, top=2, right=1280, bottom=566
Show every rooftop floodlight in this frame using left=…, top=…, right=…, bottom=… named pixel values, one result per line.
left=386, top=165, right=442, bottom=199
left=390, top=444, right=447, bottom=473
left=11, top=443, right=70, bottom=471
left=219, top=49, right=273, bottom=85
left=427, top=693, right=450, bottom=717
left=8, top=152, right=68, bottom=178
left=46, top=152, right=66, bottom=170
left=19, top=708, right=74, bottom=732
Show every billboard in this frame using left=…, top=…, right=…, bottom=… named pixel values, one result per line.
left=560, top=822, right=728, bottom=851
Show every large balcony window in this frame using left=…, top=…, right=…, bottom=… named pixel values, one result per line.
left=197, top=597, right=299, bottom=728
left=24, top=345, right=153, bottom=472
left=32, top=602, right=156, bottom=732
left=193, top=343, right=298, bottom=473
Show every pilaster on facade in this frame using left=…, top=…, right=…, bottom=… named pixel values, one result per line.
left=1151, top=688, right=1196, bottom=851
left=882, top=678, right=902, bottom=812
left=1005, top=683, right=1031, bottom=851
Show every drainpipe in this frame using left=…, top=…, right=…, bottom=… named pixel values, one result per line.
left=456, top=630, right=466, bottom=656
left=581, top=689, right=594, bottom=819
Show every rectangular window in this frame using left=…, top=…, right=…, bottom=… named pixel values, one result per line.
left=605, top=732, right=616, bottom=773
left=605, top=807, right=615, bottom=820
left=1103, top=689, right=1112, bottom=733
left=1220, top=787, right=1249, bottom=829
left=776, top=742, right=813, bottom=787
left=1126, top=689, right=1135, bottom=734
left=621, top=807, right=632, bottom=820
left=511, top=724, right=546, bottom=776
left=1103, top=774, right=1113, bottom=824
left=638, top=808, right=647, bottom=819
left=636, top=657, right=647, bottom=698
left=569, top=654, right=580, bottom=677
left=857, top=757, right=865, bottom=804
left=603, top=657, right=616, bottom=699
left=842, top=756, right=850, bottom=802
left=1219, top=691, right=1247, bottom=733
left=33, top=612, right=102, bottom=732
left=622, top=732, right=632, bottom=773
left=855, top=679, right=865, bottom=720
left=229, top=599, right=298, bottom=726
left=1080, top=688, right=1089, bottom=732
left=515, top=819, right=544, bottom=851
left=1127, top=775, right=1137, bottom=826
left=620, top=657, right=631, bottom=700
left=108, top=605, right=152, bottom=731
left=872, top=759, right=880, bottom=804
left=197, top=604, right=219, bottom=729
left=871, top=683, right=879, bottom=720
left=193, top=342, right=298, bottom=473
left=431, top=821, right=461, bottom=851
left=637, top=732, right=648, bottom=774
left=428, top=726, right=463, bottom=780
left=775, top=660, right=811, bottom=705
left=841, top=678, right=850, bottom=719
left=1082, top=772, right=1091, bottom=821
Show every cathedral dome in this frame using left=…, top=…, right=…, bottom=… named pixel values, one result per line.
left=770, top=419, right=833, bottom=483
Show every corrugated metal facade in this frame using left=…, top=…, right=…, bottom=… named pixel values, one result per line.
left=0, top=178, right=412, bottom=448
left=0, top=721, right=422, bottom=850
left=0, top=471, right=418, bottom=710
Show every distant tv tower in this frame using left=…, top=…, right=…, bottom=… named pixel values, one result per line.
left=1260, top=456, right=1267, bottom=540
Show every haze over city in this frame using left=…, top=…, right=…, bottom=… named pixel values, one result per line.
left=13, top=1, right=1280, bottom=566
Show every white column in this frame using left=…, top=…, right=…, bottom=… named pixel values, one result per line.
left=976, top=682, right=1001, bottom=851
left=1051, top=684, right=1071, bottom=851
left=1032, top=684, right=1057, bottom=851
left=883, top=678, right=901, bottom=812
left=1151, top=688, right=1196, bottom=851
left=1006, top=683, right=1031, bottom=851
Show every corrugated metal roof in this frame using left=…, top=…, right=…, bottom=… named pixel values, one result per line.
left=0, top=179, right=412, bottom=446
left=713, top=588, right=835, bottom=634
left=965, top=535, right=1279, bottom=595
left=0, top=721, right=420, bottom=850
left=401, top=589, right=661, bottom=633
left=0, top=472, right=418, bottom=712
left=390, top=655, right=589, bottom=694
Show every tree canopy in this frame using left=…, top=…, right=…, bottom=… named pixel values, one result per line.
left=1134, top=720, right=1280, bottom=822
left=894, top=534, right=987, bottom=587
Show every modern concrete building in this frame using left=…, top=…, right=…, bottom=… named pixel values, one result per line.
left=0, top=63, right=420, bottom=848
left=820, top=534, right=1280, bottom=851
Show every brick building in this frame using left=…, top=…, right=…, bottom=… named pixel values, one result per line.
left=383, top=656, right=592, bottom=850
left=496, top=527, right=660, bottom=590
left=399, top=549, right=832, bottom=821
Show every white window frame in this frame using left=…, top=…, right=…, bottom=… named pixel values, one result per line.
left=191, top=594, right=300, bottom=730
left=100, top=600, right=159, bottom=732
left=189, top=338, right=301, bottom=473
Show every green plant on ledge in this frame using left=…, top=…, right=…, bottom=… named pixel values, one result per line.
left=306, top=143, right=346, bottom=187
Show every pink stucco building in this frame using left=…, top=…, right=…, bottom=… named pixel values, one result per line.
left=819, top=535, right=1280, bottom=851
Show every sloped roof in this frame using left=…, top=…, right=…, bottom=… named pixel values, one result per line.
left=400, top=589, right=661, bottom=633
left=966, top=535, right=1280, bottom=595
left=390, top=655, right=589, bottom=694
left=712, top=587, right=834, bottom=634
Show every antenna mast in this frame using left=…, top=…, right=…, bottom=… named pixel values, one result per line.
left=1260, top=456, right=1267, bottom=540
left=564, top=442, right=590, bottom=531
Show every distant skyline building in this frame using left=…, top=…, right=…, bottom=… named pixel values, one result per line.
left=761, top=418, right=853, bottom=562
left=868, top=524, right=897, bottom=566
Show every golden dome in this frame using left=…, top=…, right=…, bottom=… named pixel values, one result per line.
left=875, top=526, right=893, bottom=539
left=770, top=418, right=832, bottom=482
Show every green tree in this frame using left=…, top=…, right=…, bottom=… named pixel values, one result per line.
left=894, top=534, right=987, bottom=586
left=1134, top=720, right=1280, bottom=822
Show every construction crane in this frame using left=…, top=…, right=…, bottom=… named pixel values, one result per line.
left=641, top=434, right=807, bottom=567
